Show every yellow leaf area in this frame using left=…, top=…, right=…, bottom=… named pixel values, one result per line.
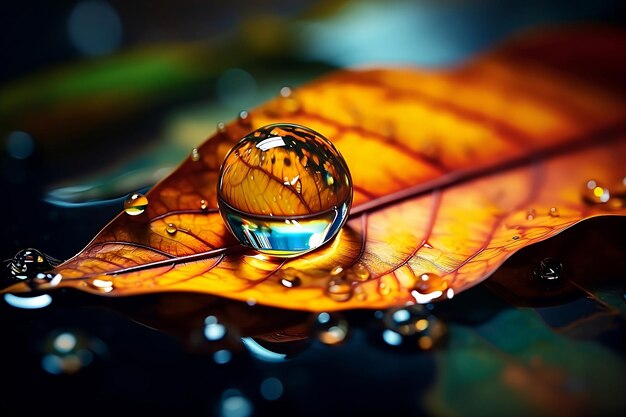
left=5, top=28, right=626, bottom=311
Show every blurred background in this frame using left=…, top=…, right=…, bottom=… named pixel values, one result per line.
left=1, top=2, right=625, bottom=417
left=1, top=0, right=625, bottom=259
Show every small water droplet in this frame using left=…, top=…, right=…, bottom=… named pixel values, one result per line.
left=512, top=235, right=520, bottom=240
left=191, top=148, right=201, bottom=162
left=87, top=278, right=115, bottom=293
left=217, top=121, right=227, bottom=133
left=200, top=199, right=208, bottom=210
left=326, top=278, right=353, bottom=302
left=526, top=208, right=536, bottom=220
left=238, top=110, right=251, bottom=127
left=414, top=272, right=447, bottom=294
left=354, top=285, right=367, bottom=301
left=548, top=207, right=559, bottom=217
left=330, top=265, right=345, bottom=277
left=124, top=193, right=148, bottom=216
left=348, top=263, right=370, bottom=281
left=314, top=312, right=348, bottom=345
left=277, top=86, right=300, bottom=114
left=533, top=257, right=564, bottom=281
left=379, top=279, right=391, bottom=295
left=279, top=273, right=301, bottom=288
left=166, top=223, right=177, bottom=235
left=382, top=305, right=447, bottom=350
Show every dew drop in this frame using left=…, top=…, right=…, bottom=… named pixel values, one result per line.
left=200, top=199, right=208, bottom=210
left=279, top=272, right=301, bottom=288
left=512, top=235, right=520, bottom=240
left=124, top=193, right=148, bottom=216
left=526, top=208, right=536, bottom=220
left=238, top=110, right=251, bottom=127
left=548, top=207, right=559, bottom=217
left=191, top=148, right=201, bottom=162
left=217, top=123, right=353, bottom=257
left=330, top=265, right=345, bottom=277
left=533, top=257, right=564, bottom=281
left=414, top=272, right=447, bottom=294
left=217, top=121, right=227, bottom=133
left=166, top=223, right=177, bottom=235
left=278, top=86, right=300, bottom=113
left=314, top=312, right=348, bottom=345
left=349, top=263, right=371, bottom=281
left=87, top=278, right=115, bottom=293
left=326, top=278, right=353, bottom=302
left=354, top=285, right=367, bottom=301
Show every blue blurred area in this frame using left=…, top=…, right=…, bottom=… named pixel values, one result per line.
left=1, top=0, right=624, bottom=83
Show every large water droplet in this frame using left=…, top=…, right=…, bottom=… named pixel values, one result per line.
left=124, top=193, right=148, bottom=216
left=314, top=312, right=348, bottom=345
left=7, top=248, right=52, bottom=281
left=217, top=123, right=353, bottom=257
left=533, top=257, right=564, bottom=281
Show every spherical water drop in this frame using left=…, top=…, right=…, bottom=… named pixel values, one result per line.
left=124, top=193, right=148, bottom=216
left=326, top=278, right=353, bottom=302
left=548, top=207, right=559, bottom=217
left=166, top=223, right=177, bottom=235
left=217, top=121, right=227, bottom=133
left=8, top=248, right=51, bottom=281
left=200, top=199, right=208, bottom=210
left=217, top=123, right=353, bottom=257
left=349, top=263, right=371, bottom=281
left=237, top=110, right=251, bottom=127
left=191, top=148, right=201, bottom=162
left=534, top=257, right=564, bottom=281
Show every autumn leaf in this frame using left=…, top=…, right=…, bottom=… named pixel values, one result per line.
left=4, top=27, right=626, bottom=311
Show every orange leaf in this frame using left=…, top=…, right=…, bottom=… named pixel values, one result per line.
left=5, top=27, right=626, bottom=311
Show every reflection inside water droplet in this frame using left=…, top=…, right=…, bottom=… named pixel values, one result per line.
left=124, top=193, right=148, bottom=215
left=166, top=223, right=177, bottom=235
left=533, top=257, right=564, bottom=281
left=217, top=123, right=353, bottom=257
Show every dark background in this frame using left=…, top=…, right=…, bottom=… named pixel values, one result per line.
left=1, top=1, right=625, bottom=416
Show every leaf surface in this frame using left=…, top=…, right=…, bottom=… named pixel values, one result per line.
left=6, top=27, right=626, bottom=311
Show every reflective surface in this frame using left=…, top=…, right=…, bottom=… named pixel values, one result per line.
left=218, top=124, right=352, bottom=256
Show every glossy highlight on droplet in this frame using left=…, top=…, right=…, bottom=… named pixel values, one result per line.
left=217, top=123, right=353, bottom=257
left=533, top=257, right=564, bottom=281
left=166, top=223, right=177, bottom=235
left=191, top=148, right=201, bottom=162
left=124, top=193, right=148, bottom=216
